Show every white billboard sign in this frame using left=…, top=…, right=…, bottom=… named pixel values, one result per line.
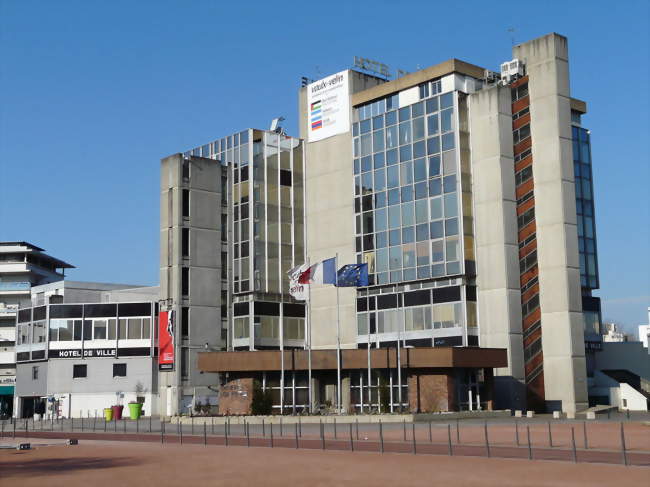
left=307, top=70, right=350, bottom=142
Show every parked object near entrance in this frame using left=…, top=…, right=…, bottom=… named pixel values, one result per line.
left=128, top=402, right=143, bottom=420
left=111, top=405, right=123, bottom=420
left=104, top=408, right=113, bottom=421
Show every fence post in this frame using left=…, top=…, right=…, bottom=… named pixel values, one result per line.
left=81, top=416, right=84, bottom=432
left=191, top=416, right=194, bottom=436
left=447, top=424, right=453, bottom=456
left=571, top=427, right=577, bottom=463
left=355, top=418, right=359, bottom=440
left=583, top=421, right=588, bottom=449
left=429, top=421, right=432, bottom=443
left=349, top=423, right=354, bottom=452
left=93, top=413, right=96, bottom=432
left=12, top=418, right=15, bottom=438
left=403, top=419, right=406, bottom=441
left=204, top=422, right=207, bottom=446
left=246, top=420, right=250, bottom=447
left=379, top=420, right=384, bottom=454
left=334, top=418, right=337, bottom=439
left=484, top=421, right=490, bottom=458
left=620, top=422, right=628, bottom=466
left=294, top=423, right=298, bottom=449
left=270, top=422, right=274, bottom=448
left=180, top=421, right=183, bottom=444
left=526, top=425, right=532, bottom=460
left=456, top=418, right=460, bottom=443
left=71, top=417, right=74, bottom=431
left=149, top=414, right=152, bottom=433
left=412, top=423, right=416, bottom=455
left=547, top=421, right=552, bottom=448
left=262, top=418, right=265, bottom=437
left=104, top=416, right=107, bottom=432
left=280, top=417, right=283, bottom=437
left=136, top=416, right=139, bottom=433
left=25, top=419, right=28, bottom=438
left=298, top=416, right=302, bottom=437
left=211, top=416, right=215, bottom=435
left=321, top=421, right=325, bottom=450
left=123, top=418, right=126, bottom=433
left=161, top=419, right=164, bottom=444
left=224, top=420, right=228, bottom=446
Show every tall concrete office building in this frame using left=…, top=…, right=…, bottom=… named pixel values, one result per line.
left=160, top=129, right=306, bottom=415
left=188, top=32, right=602, bottom=415
left=293, top=33, right=599, bottom=414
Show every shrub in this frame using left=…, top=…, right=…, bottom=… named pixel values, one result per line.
left=251, top=380, right=273, bottom=415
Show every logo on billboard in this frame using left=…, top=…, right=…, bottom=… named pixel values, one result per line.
left=307, top=70, right=350, bottom=142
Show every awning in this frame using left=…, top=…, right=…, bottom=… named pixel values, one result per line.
left=0, top=386, right=14, bottom=395
left=198, top=347, right=507, bottom=373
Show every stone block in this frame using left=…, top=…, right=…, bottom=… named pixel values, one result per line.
left=526, top=410, right=535, bottom=418
left=586, top=411, right=596, bottom=420
left=514, top=410, right=523, bottom=418
left=553, top=411, right=561, bottom=419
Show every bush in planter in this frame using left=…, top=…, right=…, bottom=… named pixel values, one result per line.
left=194, top=401, right=203, bottom=416
left=251, top=380, right=273, bottom=415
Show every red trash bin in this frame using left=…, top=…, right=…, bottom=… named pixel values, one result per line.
left=111, top=405, right=124, bottom=420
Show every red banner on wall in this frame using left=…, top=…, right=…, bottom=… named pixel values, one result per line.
left=158, top=310, right=175, bottom=371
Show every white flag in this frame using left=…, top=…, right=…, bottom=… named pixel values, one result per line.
left=287, top=263, right=309, bottom=301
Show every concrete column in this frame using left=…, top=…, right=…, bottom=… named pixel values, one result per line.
left=341, top=376, right=351, bottom=413
left=514, top=33, right=588, bottom=414
left=469, top=84, right=526, bottom=410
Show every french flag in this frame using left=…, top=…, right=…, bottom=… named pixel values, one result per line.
left=298, top=257, right=336, bottom=284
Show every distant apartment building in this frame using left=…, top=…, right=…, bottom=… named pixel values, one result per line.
left=13, top=280, right=158, bottom=418
left=0, top=242, right=73, bottom=417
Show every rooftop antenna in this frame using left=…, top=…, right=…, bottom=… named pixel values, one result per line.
left=508, top=27, right=516, bottom=47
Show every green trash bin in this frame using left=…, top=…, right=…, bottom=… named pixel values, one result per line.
left=128, top=402, right=143, bottom=420
left=104, top=408, right=113, bottom=422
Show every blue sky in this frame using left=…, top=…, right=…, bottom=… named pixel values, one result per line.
left=0, top=1, right=648, bottom=331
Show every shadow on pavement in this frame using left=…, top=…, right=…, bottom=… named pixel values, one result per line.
left=0, top=454, right=139, bottom=478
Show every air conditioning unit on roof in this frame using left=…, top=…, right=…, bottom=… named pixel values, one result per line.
left=500, top=59, right=524, bottom=83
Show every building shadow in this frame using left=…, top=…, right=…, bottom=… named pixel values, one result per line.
left=1, top=455, right=139, bottom=478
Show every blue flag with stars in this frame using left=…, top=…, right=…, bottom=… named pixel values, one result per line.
left=336, top=263, right=369, bottom=287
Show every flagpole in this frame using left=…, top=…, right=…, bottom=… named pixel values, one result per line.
left=367, top=318, right=371, bottom=413
left=307, top=259, right=313, bottom=414
left=397, top=294, right=403, bottom=413
left=280, top=294, right=284, bottom=415
left=335, top=253, right=341, bottom=414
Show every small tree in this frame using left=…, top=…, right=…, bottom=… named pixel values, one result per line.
left=251, top=380, right=273, bottom=415
left=194, top=401, right=203, bottom=416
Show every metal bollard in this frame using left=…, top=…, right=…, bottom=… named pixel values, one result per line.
left=224, top=420, right=228, bottom=446
left=161, top=419, right=165, bottom=444
left=429, top=421, right=432, bottom=443
left=349, top=423, right=354, bottom=452
left=447, top=424, right=453, bottom=456
left=262, top=418, right=265, bottom=437
left=246, top=420, right=250, bottom=447
left=298, top=416, right=302, bottom=437
left=583, top=421, right=588, bottom=449
left=136, top=417, right=139, bottom=433
left=334, top=418, right=337, bottom=439
left=620, top=422, right=628, bottom=466
left=515, top=421, right=519, bottom=446
left=280, top=417, right=283, bottom=437
left=180, top=421, right=183, bottom=444
left=81, top=417, right=84, bottom=432
left=321, top=421, right=325, bottom=450
left=547, top=421, right=552, bottom=448
left=456, top=418, right=460, bottom=443
left=211, top=416, right=214, bottom=435
left=412, top=423, right=416, bottom=455
left=571, top=427, right=577, bottom=463
left=355, top=418, right=359, bottom=440
left=270, top=422, right=274, bottom=448
left=379, top=420, right=384, bottom=454
left=526, top=425, right=532, bottom=460
left=294, top=423, right=298, bottom=449
left=204, top=422, right=207, bottom=446
left=403, top=419, right=406, bottom=441
left=484, top=421, right=490, bottom=458
left=191, top=417, right=194, bottom=436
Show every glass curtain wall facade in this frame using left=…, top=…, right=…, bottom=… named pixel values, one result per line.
left=185, top=130, right=306, bottom=350
left=352, top=77, right=478, bottom=349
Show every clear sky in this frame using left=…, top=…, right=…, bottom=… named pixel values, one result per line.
left=0, top=0, right=648, bottom=332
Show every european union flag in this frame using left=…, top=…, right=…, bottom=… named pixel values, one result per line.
left=336, top=263, right=369, bottom=287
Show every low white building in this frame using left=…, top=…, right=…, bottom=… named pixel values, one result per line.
left=14, top=281, right=159, bottom=419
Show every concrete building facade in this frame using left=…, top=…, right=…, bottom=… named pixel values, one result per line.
left=179, top=33, right=600, bottom=415
left=14, top=281, right=159, bottom=418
